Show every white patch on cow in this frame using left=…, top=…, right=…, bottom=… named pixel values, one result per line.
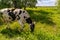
left=0, top=8, right=30, bottom=29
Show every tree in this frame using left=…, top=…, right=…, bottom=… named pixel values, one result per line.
left=0, top=0, right=37, bottom=9
left=11, top=0, right=37, bottom=9
left=20, top=0, right=37, bottom=9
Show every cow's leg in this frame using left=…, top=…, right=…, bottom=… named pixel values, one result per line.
left=3, top=19, right=10, bottom=29
left=26, top=17, right=35, bottom=32
left=2, top=15, right=10, bottom=29
left=5, top=19, right=11, bottom=29
left=18, top=20, right=25, bottom=31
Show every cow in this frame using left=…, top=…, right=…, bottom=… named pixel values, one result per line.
left=0, top=8, right=35, bottom=32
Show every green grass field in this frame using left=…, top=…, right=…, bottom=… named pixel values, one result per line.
left=0, top=7, right=60, bottom=40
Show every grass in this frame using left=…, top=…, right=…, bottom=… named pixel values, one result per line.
left=0, top=7, right=60, bottom=40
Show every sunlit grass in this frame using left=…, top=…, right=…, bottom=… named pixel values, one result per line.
left=0, top=7, right=59, bottom=40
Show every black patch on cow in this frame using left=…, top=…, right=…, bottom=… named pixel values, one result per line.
left=9, top=17, right=11, bottom=19
left=8, top=11, right=16, bottom=21
left=17, top=15, right=20, bottom=20
left=23, top=11, right=25, bottom=13
left=19, top=10, right=22, bottom=15
left=7, top=10, right=10, bottom=12
left=26, top=17, right=32, bottom=24
left=24, top=16, right=27, bottom=18
left=11, top=9, right=15, bottom=11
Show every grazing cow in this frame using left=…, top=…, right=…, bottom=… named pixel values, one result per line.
left=0, top=8, right=35, bottom=32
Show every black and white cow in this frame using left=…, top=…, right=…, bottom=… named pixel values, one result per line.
left=0, top=8, right=35, bottom=32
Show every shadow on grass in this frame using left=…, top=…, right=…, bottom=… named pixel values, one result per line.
left=0, top=28, right=21, bottom=38
left=0, top=28, right=31, bottom=38
left=27, top=10, right=56, bottom=26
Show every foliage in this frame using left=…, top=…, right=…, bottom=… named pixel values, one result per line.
left=0, top=0, right=37, bottom=9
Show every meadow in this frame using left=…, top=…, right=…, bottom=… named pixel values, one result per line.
left=0, top=7, right=60, bottom=40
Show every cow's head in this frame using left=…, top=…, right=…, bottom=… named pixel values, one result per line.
left=26, top=17, right=35, bottom=32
